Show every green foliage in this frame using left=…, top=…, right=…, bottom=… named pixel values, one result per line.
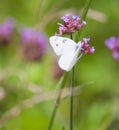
left=0, top=0, right=119, bottom=130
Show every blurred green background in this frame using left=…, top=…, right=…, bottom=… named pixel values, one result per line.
left=0, top=0, right=119, bottom=130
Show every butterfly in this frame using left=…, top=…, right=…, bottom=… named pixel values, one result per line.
left=49, top=36, right=83, bottom=71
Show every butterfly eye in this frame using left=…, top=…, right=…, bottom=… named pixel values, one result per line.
left=62, top=39, right=67, bottom=43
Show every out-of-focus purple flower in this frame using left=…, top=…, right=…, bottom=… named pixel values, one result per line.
left=20, top=28, right=48, bottom=62
left=57, top=14, right=86, bottom=36
left=105, top=37, right=116, bottom=50
left=112, top=51, right=119, bottom=59
left=0, top=18, right=15, bottom=45
left=105, top=36, right=119, bottom=60
left=51, top=58, right=64, bottom=80
left=81, top=38, right=95, bottom=54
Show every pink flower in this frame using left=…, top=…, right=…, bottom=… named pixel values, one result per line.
left=57, top=14, right=86, bottom=36
left=81, top=38, right=95, bottom=54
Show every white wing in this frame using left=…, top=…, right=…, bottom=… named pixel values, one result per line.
left=58, top=42, right=82, bottom=71
left=49, top=36, right=77, bottom=56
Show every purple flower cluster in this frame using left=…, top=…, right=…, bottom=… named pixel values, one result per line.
left=57, top=14, right=86, bottom=36
left=105, top=37, right=119, bottom=60
left=0, top=18, right=15, bottom=45
left=81, top=38, right=95, bottom=54
left=20, top=28, right=48, bottom=62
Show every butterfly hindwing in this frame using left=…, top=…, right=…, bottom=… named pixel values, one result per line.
left=58, top=43, right=81, bottom=71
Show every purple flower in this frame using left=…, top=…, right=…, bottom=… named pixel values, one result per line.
left=112, top=51, right=119, bottom=59
left=81, top=38, right=95, bottom=54
left=57, top=14, right=86, bottom=36
left=61, top=14, right=70, bottom=23
left=105, top=36, right=119, bottom=60
left=20, top=28, right=48, bottom=62
left=0, top=18, right=15, bottom=45
left=105, top=37, right=116, bottom=50
left=72, top=15, right=80, bottom=21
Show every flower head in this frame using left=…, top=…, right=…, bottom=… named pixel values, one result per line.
left=57, top=14, right=86, bottom=36
left=81, top=38, right=95, bottom=54
left=20, top=28, right=48, bottom=62
left=0, top=18, right=15, bottom=46
left=105, top=36, right=119, bottom=60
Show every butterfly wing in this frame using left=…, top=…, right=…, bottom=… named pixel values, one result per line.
left=49, top=36, right=82, bottom=71
left=58, top=42, right=82, bottom=71
left=49, top=36, right=76, bottom=56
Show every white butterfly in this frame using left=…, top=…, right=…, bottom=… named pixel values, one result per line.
left=49, top=36, right=83, bottom=71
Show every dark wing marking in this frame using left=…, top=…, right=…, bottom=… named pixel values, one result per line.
left=62, top=39, right=67, bottom=43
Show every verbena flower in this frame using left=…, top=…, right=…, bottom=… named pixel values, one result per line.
left=81, top=38, right=95, bottom=54
left=20, top=28, right=48, bottom=62
left=57, top=14, right=86, bottom=36
left=105, top=36, right=119, bottom=60
left=0, top=18, right=15, bottom=46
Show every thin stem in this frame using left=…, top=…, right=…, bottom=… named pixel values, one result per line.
left=77, top=0, right=93, bottom=40
left=70, top=1, right=92, bottom=129
left=47, top=72, right=68, bottom=130
left=70, top=34, right=73, bottom=39
left=81, top=0, right=93, bottom=21
left=70, top=67, right=75, bottom=130
left=69, top=34, right=74, bottom=130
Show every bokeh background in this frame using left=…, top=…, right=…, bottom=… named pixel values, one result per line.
left=0, top=0, right=119, bottom=130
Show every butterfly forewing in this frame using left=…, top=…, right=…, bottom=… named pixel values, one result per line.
left=49, top=36, right=77, bottom=56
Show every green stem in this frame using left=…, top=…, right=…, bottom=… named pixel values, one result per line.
left=70, top=0, right=92, bottom=129
left=70, top=67, right=75, bottom=130
left=69, top=34, right=74, bottom=130
left=81, top=0, right=93, bottom=21
left=77, top=0, right=93, bottom=39
left=47, top=72, right=68, bottom=130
